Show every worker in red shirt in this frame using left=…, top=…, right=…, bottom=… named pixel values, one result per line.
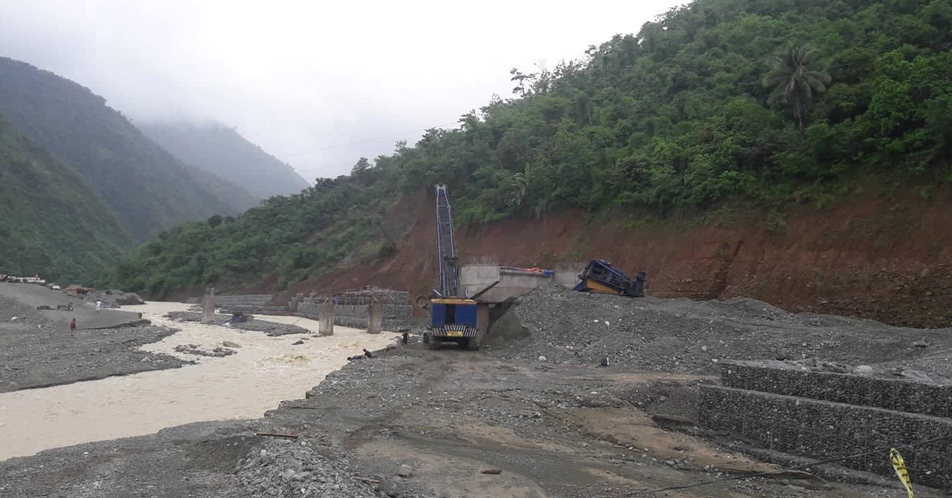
left=69, top=318, right=76, bottom=332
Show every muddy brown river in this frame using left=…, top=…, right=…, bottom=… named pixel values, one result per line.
left=0, top=302, right=397, bottom=461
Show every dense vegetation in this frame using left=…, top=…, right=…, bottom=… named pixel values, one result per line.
left=112, top=172, right=398, bottom=297
left=0, top=112, right=133, bottom=282
left=423, top=0, right=952, bottom=222
left=0, top=57, right=259, bottom=241
left=140, top=121, right=310, bottom=199
left=112, top=0, right=952, bottom=296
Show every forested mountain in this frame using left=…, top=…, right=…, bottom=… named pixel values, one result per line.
left=0, top=57, right=259, bottom=241
left=0, top=112, right=133, bottom=282
left=111, top=0, right=952, bottom=297
left=139, top=121, right=310, bottom=199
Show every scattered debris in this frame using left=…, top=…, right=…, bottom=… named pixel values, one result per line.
left=254, top=432, right=299, bottom=439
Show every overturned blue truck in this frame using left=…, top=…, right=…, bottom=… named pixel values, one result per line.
left=574, top=259, right=646, bottom=298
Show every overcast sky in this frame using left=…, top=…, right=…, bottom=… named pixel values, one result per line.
left=0, top=0, right=683, bottom=180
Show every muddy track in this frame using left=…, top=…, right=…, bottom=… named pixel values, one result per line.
left=341, top=356, right=450, bottom=450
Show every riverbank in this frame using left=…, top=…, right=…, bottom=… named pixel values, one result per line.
left=0, top=300, right=398, bottom=461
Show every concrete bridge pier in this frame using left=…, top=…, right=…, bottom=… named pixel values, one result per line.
left=319, top=300, right=335, bottom=336
left=367, top=302, right=382, bottom=334
left=202, top=287, right=216, bottom=324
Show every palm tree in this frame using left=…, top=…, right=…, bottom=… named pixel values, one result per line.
left=506, top=163, right=531, bottom=207
left=762, top=44, right=832, bottom=130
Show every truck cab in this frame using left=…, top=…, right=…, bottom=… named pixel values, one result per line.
left=427, top=298, right=478, bottom=349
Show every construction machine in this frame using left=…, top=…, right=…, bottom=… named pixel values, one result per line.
left=574, top=259, right=646, bottom=297
left=424, top=184, right=480, bottom=350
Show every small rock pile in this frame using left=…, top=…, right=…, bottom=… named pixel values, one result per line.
left=173, top=344, right=236, bottom=357
left=237, top=440, right=376, bottom=498
left=83, top=290, right=145, bottom=307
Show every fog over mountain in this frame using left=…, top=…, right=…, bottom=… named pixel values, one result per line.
left=0, top=0, right=680, bottom=179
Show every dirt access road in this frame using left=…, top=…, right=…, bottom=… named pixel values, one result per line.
left=2, top=343, right=940, bottom=498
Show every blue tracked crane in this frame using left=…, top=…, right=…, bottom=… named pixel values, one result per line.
left=425, top=184, right=480, bottom=350
left=434, top=184, right=461, bottom=298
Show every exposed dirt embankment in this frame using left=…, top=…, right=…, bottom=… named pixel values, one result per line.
left=287, top=187, right=952, bottom=328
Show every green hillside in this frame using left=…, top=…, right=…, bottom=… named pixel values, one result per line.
left=112, top=0, right=952, bottom=296
left=139, top=121, right=311, bottom=199
left=0, top=57, right=259, bottom=241
left=0, top=112, right=133, bottom=282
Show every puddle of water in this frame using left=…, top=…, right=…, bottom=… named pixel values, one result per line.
left=0, top=302, right=397, bottom=461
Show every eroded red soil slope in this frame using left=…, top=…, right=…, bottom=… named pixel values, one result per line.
left=285, top=188, right=952, bottom=328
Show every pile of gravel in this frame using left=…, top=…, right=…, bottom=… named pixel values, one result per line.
left=483, top=284, right=952, bottom=374
left=165, top=311, right=309, bottom=336
left=237, top=440, right=376, bottom=498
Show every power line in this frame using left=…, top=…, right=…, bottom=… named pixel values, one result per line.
left=625, top=433, right=952, bottom=496
left=282, top=121, right=458, bottom=158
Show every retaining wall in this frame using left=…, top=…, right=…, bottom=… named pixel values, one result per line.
left=699, top=385, right=952, bottom=489
left=722, top=361, right=952, bottom=418
left=187, top=291, right=413, bottom=330
left=460, top=264, right=580, bottom=303
left=214, top=294, right=273, bottom=307
left=210, top=294, right=284, bottom=314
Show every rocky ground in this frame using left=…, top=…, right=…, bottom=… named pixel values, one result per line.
left=1, top=287, right=950, bottom=497
left=2, top=345, right=945, bottom=498
left=0, top=317, right=186, bottom=393
left=165, top=310, right=309, bottom=336
left=0, top=292, right=186, bottom=393
left=485, top=285, right=952, bottom=375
